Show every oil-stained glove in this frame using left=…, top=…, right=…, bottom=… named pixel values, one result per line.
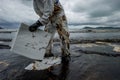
left=29, top=20, right=43, bottom=32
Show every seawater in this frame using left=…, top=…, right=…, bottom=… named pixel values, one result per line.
left=0, top=32, right=120, bottom=40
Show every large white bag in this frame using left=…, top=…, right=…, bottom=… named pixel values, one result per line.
left=11, top=23, right=52, bottom=60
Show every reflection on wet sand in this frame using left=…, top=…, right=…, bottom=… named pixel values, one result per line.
left=22, top=62, right=70, bottom=80
left=58, top=62, right=70, bottom=80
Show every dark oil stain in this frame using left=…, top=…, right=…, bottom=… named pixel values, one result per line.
left=25, top=43, right=30, bottom=47
left=39, top=47, right=46, bottom=51
left=32, top=33, right=36, bottom=38
left=78, top=49, right=120, bottom=57
left=32, top=46, right=36, bottom=49
left=45, top=34, right=48, bottom=37
left=25, top=42, right=38, bottom=49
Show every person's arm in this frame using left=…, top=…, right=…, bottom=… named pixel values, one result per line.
left=38, top=0, right=54, bottom=25
left=33, top=0, right=39, bottom=15
left=29, top=0, right=54, bottom=32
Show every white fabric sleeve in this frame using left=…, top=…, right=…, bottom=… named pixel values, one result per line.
left=33, top=0, right=39, bottom=15
left=39, top=0, right=54, bottom=25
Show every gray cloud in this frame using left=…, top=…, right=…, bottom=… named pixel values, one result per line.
left=0, top=0, right=38, bottom=28
left=67, top=0, right=120, bottom=27
left=0, top=0, right=120, bottom=28
left=72, top=0, right=120, bottom=17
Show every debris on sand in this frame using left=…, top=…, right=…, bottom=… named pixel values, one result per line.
left=113, top=47, right=120, bottom=52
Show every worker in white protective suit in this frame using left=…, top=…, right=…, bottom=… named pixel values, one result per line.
left=29, top=0, right=70, bottom=63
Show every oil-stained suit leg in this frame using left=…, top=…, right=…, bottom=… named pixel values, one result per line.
left=44, top=29, right=56, bottom=57
left=56, top=16, right=70, bottom=57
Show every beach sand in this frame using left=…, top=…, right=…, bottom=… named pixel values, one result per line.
left=1, top=30, right=120, bottom=80
left=0, top=43, right=120, bottom=80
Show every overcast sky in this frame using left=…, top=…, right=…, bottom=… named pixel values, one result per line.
left=0, top=0, right=120, bottom=28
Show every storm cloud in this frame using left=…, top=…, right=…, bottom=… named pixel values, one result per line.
left=62, top=0, right=120, bottom=27
left=0, top=0, right=38, bottom=28
left=0, top=0, right=120, bottom=28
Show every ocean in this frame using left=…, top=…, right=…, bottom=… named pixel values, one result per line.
left=1, top=31, right=120, bottom=42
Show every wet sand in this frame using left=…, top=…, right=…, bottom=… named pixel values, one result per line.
left=0, top=43, right=120, bottom=80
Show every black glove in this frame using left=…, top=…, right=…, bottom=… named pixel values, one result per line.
left=29, top=20, right=43, bottom=32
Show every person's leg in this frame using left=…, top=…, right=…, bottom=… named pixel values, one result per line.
left=44, top=31, right=56, bottom=57
left=57, top=24, right=70, bottom=63
left=56, top=16, right=70, bottom=63
left=58, top=31, right=70, bottom=56
left=55, top=15, right=71, bottom=63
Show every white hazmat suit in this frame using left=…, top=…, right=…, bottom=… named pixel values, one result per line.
left=33, top=0, right=70, bottom=57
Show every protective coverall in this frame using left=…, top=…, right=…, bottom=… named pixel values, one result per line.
left=32, top=0, right=70, bottom=57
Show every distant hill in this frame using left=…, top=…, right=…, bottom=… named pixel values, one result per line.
left=83, top=27, right=94, bottom=29
left=83, top=27, right=120, bottom=29
left=96, top=27, right=120, bottom=29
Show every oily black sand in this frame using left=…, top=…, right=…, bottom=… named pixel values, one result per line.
left=0, top=43, right=120, bottom=80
